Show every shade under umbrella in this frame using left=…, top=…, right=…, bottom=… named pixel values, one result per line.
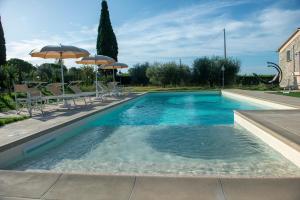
left=76, top=55, right=116, bottom=98
left=30, top=45, right=90, bottom=102
left=100, top=62, right=128, bottom=82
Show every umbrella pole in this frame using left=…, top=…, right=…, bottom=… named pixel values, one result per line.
left=60, top=59, right=65, bottom=97
left=95, top=65, right=98, bottom=97
left=60, top=57, right=68, bottom=107
left=113, top=68, right=115, bottom=82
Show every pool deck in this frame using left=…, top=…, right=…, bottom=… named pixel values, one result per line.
left=223, top=89, right=300, bottom=109
left=1, top=90, right=300, bottom=199
left=0, top=170, right=299, bottom=200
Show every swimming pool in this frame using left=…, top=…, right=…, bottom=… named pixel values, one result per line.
left=9, top=92, right=300, bottom=176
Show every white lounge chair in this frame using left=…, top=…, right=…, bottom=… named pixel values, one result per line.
left=14, top=84, right=44, bottom=117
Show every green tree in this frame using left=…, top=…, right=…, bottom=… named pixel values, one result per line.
left=96, top=0, right=118, bottom=61
left=37, top=63, right=67, bottom=83
left=129, top=63, right=150, bottom=85
left=67, top=67, right=82, bottom=82
left=6, top=58, right=35, bottom=84
left=80, top=65, right=95, bottom=85
left=146, top=62, right=191, bottom=87
left=146, top=63, right=163, bottom=86
left=0, top=64, right=16, bottom=92
left=192, top=57, right=240, bottom=87
left=0, top=16, right=6, bottom=66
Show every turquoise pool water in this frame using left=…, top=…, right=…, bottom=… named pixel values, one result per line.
left=10, top=92, right=300, bottom=176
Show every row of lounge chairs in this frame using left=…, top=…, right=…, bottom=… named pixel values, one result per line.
left=14, top=81, right=128, bottom=117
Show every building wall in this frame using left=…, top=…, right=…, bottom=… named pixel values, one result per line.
left=279, top=33, right=300, bottom=89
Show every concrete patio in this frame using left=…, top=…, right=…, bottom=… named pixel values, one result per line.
left=0, top=170, right=299, bottom=200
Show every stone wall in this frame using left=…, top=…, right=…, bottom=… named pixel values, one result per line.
left=279, top=33, right=300, bottom=89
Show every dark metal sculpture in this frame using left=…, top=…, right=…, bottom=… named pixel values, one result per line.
left=253, top=62, right=282, bottom=84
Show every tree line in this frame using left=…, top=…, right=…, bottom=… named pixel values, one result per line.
left=129, top=56, right=240, bottom=87
left=0, top=56, right=243, bottom=91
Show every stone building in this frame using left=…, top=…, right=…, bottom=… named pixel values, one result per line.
left=278, top=28, right=300, bottom=89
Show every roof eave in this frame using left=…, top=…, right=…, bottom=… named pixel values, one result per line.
left=277, top=28, right=300, bottom=52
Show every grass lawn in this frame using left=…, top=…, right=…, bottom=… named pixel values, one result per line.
left=272, top=91, right=300, bottom=98
left=0, top=115, right=29, bottom=127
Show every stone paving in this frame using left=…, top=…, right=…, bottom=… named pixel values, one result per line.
left=0, top=170, right=299, bottom=200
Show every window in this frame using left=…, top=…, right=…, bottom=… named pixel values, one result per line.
left=287, top=50, right=292, bottom=62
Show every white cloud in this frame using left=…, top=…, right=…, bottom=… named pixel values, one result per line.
left=5, top=0, right=300, bottom=73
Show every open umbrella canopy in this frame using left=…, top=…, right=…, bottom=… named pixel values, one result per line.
left=30, top=45, right=90, bottom=59
left=100, top=62, right=128, bottom=70
left=29, top=45, right=90, bottom=103
left=76, top=55, right=115, bottom=65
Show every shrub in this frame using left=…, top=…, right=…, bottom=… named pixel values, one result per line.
left=146, top=62, right=191, bottom=87
left=0, top=115, right=28, bottom=126
left=0, top=93, right=15, bottom=111
left=129, top=63, right=150, bottom=85
left=193, top=56, right=240, bottom=87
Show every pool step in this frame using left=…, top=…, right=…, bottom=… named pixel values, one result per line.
left=234, top=110, right=300, bottom=167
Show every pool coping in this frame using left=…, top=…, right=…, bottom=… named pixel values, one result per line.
left=222, top=90, right=300, bottom=167
left=0, top=170, right=299, bottom=200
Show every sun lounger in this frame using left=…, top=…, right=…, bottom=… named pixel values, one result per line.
left=44, top=83, right=79, bottom=107
left=68, top=82, right=95, bottom=105
left=96, top=82, right=111, bottom=101
left=107, top=82, right=122, bottom=96
left=14, top=84, right=44, bottom=117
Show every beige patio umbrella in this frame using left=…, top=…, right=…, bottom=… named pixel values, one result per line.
left=30, top=45, right=90, bottom=101
left=100, top=62, right=128, bottom=82
left=76, top=55, right=115, bottom=97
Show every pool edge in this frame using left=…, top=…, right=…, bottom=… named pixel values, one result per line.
left=234, top=111, right=300, bottom=168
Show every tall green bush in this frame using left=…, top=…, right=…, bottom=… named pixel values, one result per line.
left=193, top=57, right=240, bottom=87
left=146, top=62, right=191, bottom=87
left=6, top=58, right=35, bottom=84
left=96, top=0, right=118, bottom=61
left=0, top=16, right=6, bottom=67
left=129, top=62, right=150, bottom=85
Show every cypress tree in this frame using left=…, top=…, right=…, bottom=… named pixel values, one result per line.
left=96, top=0, right=118, bottom=61
left=0, top=16, right=6, bottom=66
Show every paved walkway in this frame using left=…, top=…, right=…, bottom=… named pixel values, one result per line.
left=0, top=93, right=143, bottom=152
left=0, top=170, right=299, bottom=200
left=224, top=89, right=300, bottom=108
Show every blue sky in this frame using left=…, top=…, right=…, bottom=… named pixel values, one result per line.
left=1, top=0, right=300, bottom=74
